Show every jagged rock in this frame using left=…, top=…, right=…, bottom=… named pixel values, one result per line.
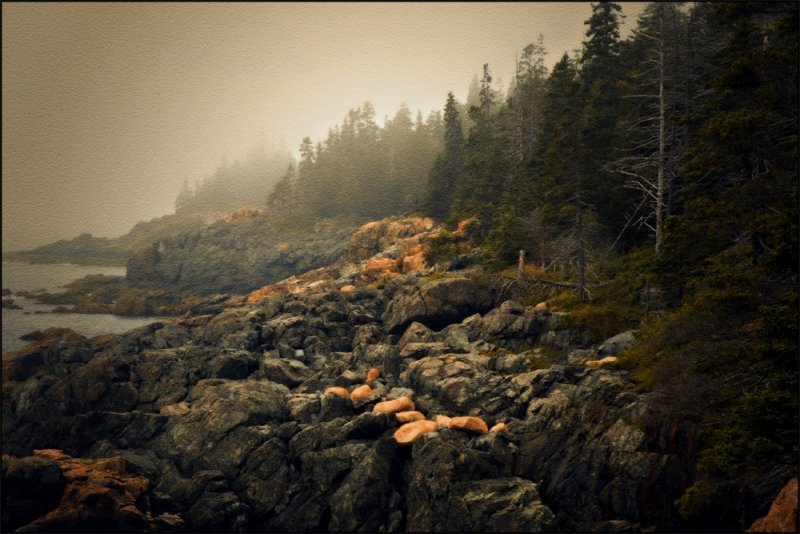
left=210, top=350, right=259, bottom=379
left=387, top=387, right=415, bottom=400
left=394, top=420, right=438, bottom=445
left=11, top=450, right=161, bottom=533
left=345, top=217, right=435, bottom=262
left=262, top=358, right=311, bottom=388
left=383, top=276, right=494, bottom=333
left=397, top=321, right=435, bottom=348
left=127, top=215, right=352, bottom=295
left=597, top=330, right=637, bottom=356
left=1, top=454, right=66, bottom=532
left=159, top=402, right=191, bottom=416
left=748, top=478, right=798, bottom=532
left=287, top=393, right=320, bottom=423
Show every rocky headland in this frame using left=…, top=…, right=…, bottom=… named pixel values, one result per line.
left=2, top=217, right=792, bottom=532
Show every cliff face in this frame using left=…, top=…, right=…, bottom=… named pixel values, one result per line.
left=126, top=209, right=353, bottom=295
left=1, top=217, right=788, bottom=532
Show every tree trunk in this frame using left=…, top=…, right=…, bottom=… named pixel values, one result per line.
left=655, top=9, right=666, bottom=253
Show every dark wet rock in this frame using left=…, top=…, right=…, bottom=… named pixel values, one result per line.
left=261, top=358, right=312, bottom=388
left=404, top=429, right=551, bottom=531
left=383, top=276, right=494, bottom=333
left=1, top=454, right=66, bottom=532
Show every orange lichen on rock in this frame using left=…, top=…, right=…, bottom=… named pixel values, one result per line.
left=434, top=415, right=451, bottom=428
left=448, top=416, right=489, bottom=434
left=20, top=449, right=167, bottom=532
left=401, top=244, right=426, bottom=273
left=324, top=386, right=350, bottom=398
left=394, top=420, right=438, bottom=446
left=748, top=478, right=798, bottom=532
left=395, top=411, right=426, bottom=423
left=585, top=356, right=619, bottom=368
left=246, top=266, right=335, bottom=304
left=366, top=368, right=380, bottom=382
left=224, top=205, right=265, bottom=223
left=350, top=384, right=373, bottom=402
left=490, top=422, right=509, bottom=433
left=373, top=396, right=415, bottom=414
left=362, top=257, right=400, bottom=280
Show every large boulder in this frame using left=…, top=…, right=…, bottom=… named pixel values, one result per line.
left=383, top=277, right=494, bottom=333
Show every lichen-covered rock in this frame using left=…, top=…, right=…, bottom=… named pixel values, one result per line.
left=395, top=411, right=426, bottom=423
left=748, top=478, right=798, bottom=532
left=383, top=276, right=494, bottom=333
left=324, top=386, right=350, bottom=398
left=366, top=367, right=381, bottom=382
left=350, top=384, right=373, bottom=402
left=449, top=416, right=489, bottom=434
left=394, top=420, right=438, bottom=445
left=373, top=396, right=415, bottom=414
left=9, top=449, right=169, bottom=533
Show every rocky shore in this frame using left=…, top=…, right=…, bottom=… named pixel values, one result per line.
left=1, top=218, right=792, bottom=532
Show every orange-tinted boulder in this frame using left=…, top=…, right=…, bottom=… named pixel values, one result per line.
left=394, top=420, right=438, bottom=446
left=401, top=244, right=426, bottom=273
left=435, top=414, right=451, bottom=428
left=366, top=368, right=381, bottom=382
left=350, top=384, right=373, bottom=402
left=585, top=356, right=619, bottom=368
left=490, top=422, right=509, bottom=433
left=533, top=301, right=548, bottom=312
left=324, top=386, right=350, bottom=398
left=748, top=478, right=798, bottom=532
left=340, top=284, right=356, bottom=293
left=395, top=411, right=426, bottom=423
left=448, top=416, right=489, bottom=434
left=362, top=257, right=400, bottom=280
left=17, top=449, right=166, bottom=532
left=373, top=396, right=415, bottom=414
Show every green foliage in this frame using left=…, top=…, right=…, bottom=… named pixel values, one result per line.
left=424, top=230, right=462, bottom=264
left=482, top=209, right=530, bottom=269
left=675, top=480, right=715, bottom=521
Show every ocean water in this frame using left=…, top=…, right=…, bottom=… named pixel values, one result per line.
left=2, top=261, right=166, bottom=354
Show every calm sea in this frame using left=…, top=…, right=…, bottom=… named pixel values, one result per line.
left=2, top=261, right=166, bottom=354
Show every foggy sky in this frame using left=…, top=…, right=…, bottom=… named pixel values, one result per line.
left=2, top=2, right=646, bottom=251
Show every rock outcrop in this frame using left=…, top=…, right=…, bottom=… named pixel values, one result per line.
left=748, top=477, right=798, bottom=532
left=127, top=215, right=352, bottom=294
left=2, top=217, right=766, bottom=533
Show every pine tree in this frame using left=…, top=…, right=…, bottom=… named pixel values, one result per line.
left=425, top=92, right=464, bottom=220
